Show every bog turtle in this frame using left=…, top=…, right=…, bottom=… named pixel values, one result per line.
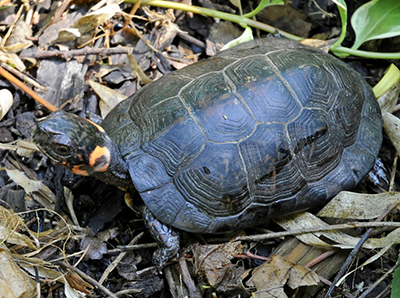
left=32, top=38, right=382, bottom=268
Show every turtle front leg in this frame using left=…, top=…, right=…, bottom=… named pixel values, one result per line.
left=141, top=206, right=180, bottom=271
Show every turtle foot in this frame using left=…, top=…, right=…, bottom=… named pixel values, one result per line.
left=141, top=206, right=180, bottom=272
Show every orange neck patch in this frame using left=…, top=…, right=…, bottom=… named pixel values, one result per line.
left=72, top=165, right=89, bottom=176
left=89, top=145, right=111, bottom=172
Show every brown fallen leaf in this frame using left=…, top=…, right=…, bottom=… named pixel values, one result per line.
left=193, top=241, right=244, bottom=292
left=80, top=235, right=108, bottom=260
left=4, top=168, right=56, bottom=210
left=65, top=271, right=94, bottom=295
left=241, top=255, right=319, bottom=298
left=0, top=245, right=36, bottom=298
left=0, top=205, right=37, bottom=249
left=89, top=80, right=127, bottom=118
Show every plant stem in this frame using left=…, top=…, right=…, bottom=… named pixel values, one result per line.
left=332, top=46, right=400, bottom=59
left=125, top=0, right=303, bottom=41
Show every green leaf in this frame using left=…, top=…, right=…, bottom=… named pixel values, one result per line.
left=351, top=0, right=400, bottom=50
left=373, top=64, right=400, bottom=99
left=391, top=251, right=400, bottom=298
left=221, top=26, right=254, bottom=50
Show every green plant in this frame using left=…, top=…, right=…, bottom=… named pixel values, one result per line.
left=331, top=0, right=400, bottom=58
left=125, top=0, right=300, bottom=41
left=126, top=0, right=400, bottom=59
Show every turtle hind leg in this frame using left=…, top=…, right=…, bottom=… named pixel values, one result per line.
left=141, top=205, right=180, bottom=272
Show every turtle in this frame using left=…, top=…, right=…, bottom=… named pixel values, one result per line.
left=32, top=37, right=382, bottom=269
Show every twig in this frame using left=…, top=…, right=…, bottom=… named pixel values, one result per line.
left=55, top=261, right=119, bottom=298
left=19, top=46, right=133, bottom=60
left=389, top=153, right=398, bottom=192
left=99, top=232, right=144, bottom=285
left=129, top=0, right=142, bottom=15
left=0, top=66, right=58, bottom=112
left=305, top=248, right=340, bottom=268
left=179, top=259, right=202, bottom=298
left=235, top=221, right=400, bottom=242
left=53, top=0, right=72, bottom=24
left=177, top=31, right=206, bottom=49
left=1, top=63, right=47, bottom=91
left=108, top=242, right=158, bottom=253
left=317, top=275, right=356, bottom=298
left=234, top=250, right=271, bottom=261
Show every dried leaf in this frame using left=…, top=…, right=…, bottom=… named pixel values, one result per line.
left=4, top=19, right=33, bottom=53
left=241, top=255, right=318, bottom=297
left=65, top=281, right=84, bottom=298
left=14, top=253, right=64, bottom=283
left=383, top=112, right=400, bottom=156
left=0, top=226, right=36, bottom=249
left=80, top=236, right=108, bottom=260
left=56, top=28, right=81, bottom=41
left=16, top=140, right=38, bottom=158
left=0, top=205, right=36, bottom=249
left=286, top=262, right=319, bottom=289
left=0, top=245, right=36, bottom=298
left=275, top=213, right=332, bottom=247
left=4, top=168, right=56, bottom=209
left=317, top=191, right=400, bottom=219
left=117, top=252, right=141, bottom=280
left=276, top=212, right=400, bottom=249
left=55, top=4, right=121, bottom=43
left=193, top=241, right=244, bottom=290
left=88, top=80, right=127, bottom=118
left=300, top=38, right=335, bottom=52
left=0, top=50, right=26, bottom=71
left=38, top=11, right=84, bottom=47
left=127, top=53, right=153, bottom=85
left=65, top=272, right=93, bottom=296
left=5, top=168, right=40, bottom=194
left=97, top=227, right=119, bottom=242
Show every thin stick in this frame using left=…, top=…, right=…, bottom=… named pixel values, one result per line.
left=0, top=66, right=58, bottom=112
left=55, top=261, right=118, bottom=298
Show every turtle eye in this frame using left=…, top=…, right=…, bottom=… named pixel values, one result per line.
left=51, top=143, right=72, bottom=156
left=49, top=134, right=75, bottom=157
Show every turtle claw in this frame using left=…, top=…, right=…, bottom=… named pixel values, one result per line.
left=153, top=244, right=178, bottom=273
left=141, top=206, right=180, bottom=271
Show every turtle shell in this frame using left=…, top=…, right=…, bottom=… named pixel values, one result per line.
left=101, top=38, right=382, bottom=233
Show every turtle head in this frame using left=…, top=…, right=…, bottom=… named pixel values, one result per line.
left=32, top=110, right=131, bottom=187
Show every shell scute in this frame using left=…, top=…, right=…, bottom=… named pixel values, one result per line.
left=180, top=72, right=257, bottom=142
left=138, top=182, right=188, bottom=227
left=141, top=117, right=207, bottom=176
left=174, top=142, right=250, bottom=218
left=225, top=56, right=302, bottom=124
